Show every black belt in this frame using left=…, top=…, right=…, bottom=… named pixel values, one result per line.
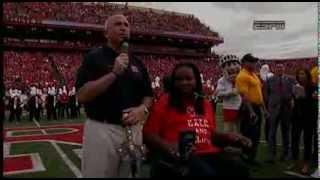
left=251, top=103, right=263, bottom=108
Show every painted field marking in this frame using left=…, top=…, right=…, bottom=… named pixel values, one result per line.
left=33, top=120, right=82, bottom=178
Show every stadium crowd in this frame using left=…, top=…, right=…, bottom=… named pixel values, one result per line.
left=4, top=50, right=316, bottom=94
left=4, top=38, right=100, bottom=50
left=4, top=51, right=82, bottom=90
left=4, top=50, right=317, bottom=122
left=3, top=3, right=319, bottom=177
left=4, top=2, right=217, bottom=36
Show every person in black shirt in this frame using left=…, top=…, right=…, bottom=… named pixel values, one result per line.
left=28, top=86, right=41, bottom=122
left=46, top=86, right=57, bottom=121
left=68, top=86, right=77, bottom=119
left=290, top=68, right=317, bottom=175
left=76, top=14, right=153, bottom=178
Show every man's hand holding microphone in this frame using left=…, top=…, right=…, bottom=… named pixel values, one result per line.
left=112, top=53, right=129, bottom=77
left=112, top=41, right=129, bottom=77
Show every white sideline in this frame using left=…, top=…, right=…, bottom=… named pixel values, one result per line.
left=73, top=149, right=82, bottom=159
left=33, top=120, right=82, bottom=178
left=3, top=143, right=11, bottom=157
left=283, top=171, right=311, bottom=178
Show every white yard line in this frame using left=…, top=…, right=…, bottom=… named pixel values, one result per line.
left=3, top=143, right=11, bottom=157
left=6, top=140, right=82, bottom=146
left=283, top=171, right=311, bottom=178
left=7, top=128, right=79, bottom=138
left=73, top=149, right=83, bottom=159
left=33, top=120, right=82, bottom=178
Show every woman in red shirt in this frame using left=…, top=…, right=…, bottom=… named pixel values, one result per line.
left=143, top=63, right=252, bottom=177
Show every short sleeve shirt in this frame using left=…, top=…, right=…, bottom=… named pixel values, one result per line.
left=143, top=94, right=222, bottom=155
left=76, top=45, right=153, bottom=125
left=235, top=68, right=264, bottom=105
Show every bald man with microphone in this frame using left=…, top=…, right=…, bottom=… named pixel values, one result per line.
left=76, top=14, right=153, bottom=178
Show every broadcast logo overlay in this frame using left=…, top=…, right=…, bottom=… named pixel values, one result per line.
left=253, top=20, right=285, bottom=30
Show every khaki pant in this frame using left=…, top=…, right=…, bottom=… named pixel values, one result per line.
left=82, top=119, right=143, bottom=178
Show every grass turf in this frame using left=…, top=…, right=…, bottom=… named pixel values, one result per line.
left=5, top=142, right=76, bottom=178
left=3, top=105, right=316, bottom=178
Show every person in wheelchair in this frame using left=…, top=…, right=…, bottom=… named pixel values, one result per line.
left=143, top=63, right=252, bottom=177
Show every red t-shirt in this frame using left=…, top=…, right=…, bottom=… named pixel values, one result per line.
left=143, top=94, right=221, bottom=155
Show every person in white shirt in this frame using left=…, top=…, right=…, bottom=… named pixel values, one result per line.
left=28, top=86, right=41, bottom=121
left=215, top=54, right=242, bottom=133
left=42, top=87, right=48, bottom=115
left=68, top=86, right=77, bottom=119
left=46, top=86, right=58, bottom=120
left=37, top=88, right=44, bottom=120
left=155, top=76, right=160, bottom=85
left=20, top=90, right=28, bottom=119
left=4, top=90, right=10, bottom=120
left=9, top=88, right=22, bottom=122
left=259, top=64, right=274, bottom=82
left=200, top=73, right=205, bottom=84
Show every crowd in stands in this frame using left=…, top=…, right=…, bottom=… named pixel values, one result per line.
left=4, top=2, right=217, bottom=36
left=4, top=51, right=55, bottom=90
left=5, top=50, right=316, bottom=101
left=139, top=54, right=220, bottom=86
left=4, top=51, right=82, bottom=91
left=260, top=59, right=316, bottom=75
left=4, top=38, right=100, bottom=50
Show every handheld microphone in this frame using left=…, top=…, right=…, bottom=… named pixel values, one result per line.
left=120, top=38, right=129, bottom=53
left=121, top=41, right=129, bottom=53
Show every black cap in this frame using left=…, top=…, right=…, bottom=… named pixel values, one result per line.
left=241, top=53, right=259, bottom=63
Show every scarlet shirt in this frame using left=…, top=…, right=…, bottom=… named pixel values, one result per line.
left=143, top=94, right=221, bottom=155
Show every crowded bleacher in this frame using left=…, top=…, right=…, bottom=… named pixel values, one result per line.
left=4, top=50, right=317, bottom=94
left=3, top=2, right=319, bottom=178
left=4, top=2, right=218, bottom=36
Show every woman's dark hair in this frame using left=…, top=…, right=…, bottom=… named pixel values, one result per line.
left=168, top=63, right=204, bottom=115
left=295, top=68, right=313, bottom=90
left=162, top=75, right=171, bottom=93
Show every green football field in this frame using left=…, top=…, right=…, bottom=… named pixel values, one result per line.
left=3, top=104, right=316, bottom=178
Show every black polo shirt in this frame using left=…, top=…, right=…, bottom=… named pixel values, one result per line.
left=76, top=45, right=153, bottom=125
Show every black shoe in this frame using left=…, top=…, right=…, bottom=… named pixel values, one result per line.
left=248, top=160, right=262, bottom=167
left=286, top=162, right=298, bottom=170
left=265, top=158, right=275, bottom=164
left=280, top=154, right=292, bottom=161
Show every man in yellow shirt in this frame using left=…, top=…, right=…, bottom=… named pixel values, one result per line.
left=311, top=66, right=318, bottom=85
left=236, top=53, right=268, bottom=166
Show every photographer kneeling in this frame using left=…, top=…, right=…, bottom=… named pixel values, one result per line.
left=143, top=63, right=252, bottom=177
